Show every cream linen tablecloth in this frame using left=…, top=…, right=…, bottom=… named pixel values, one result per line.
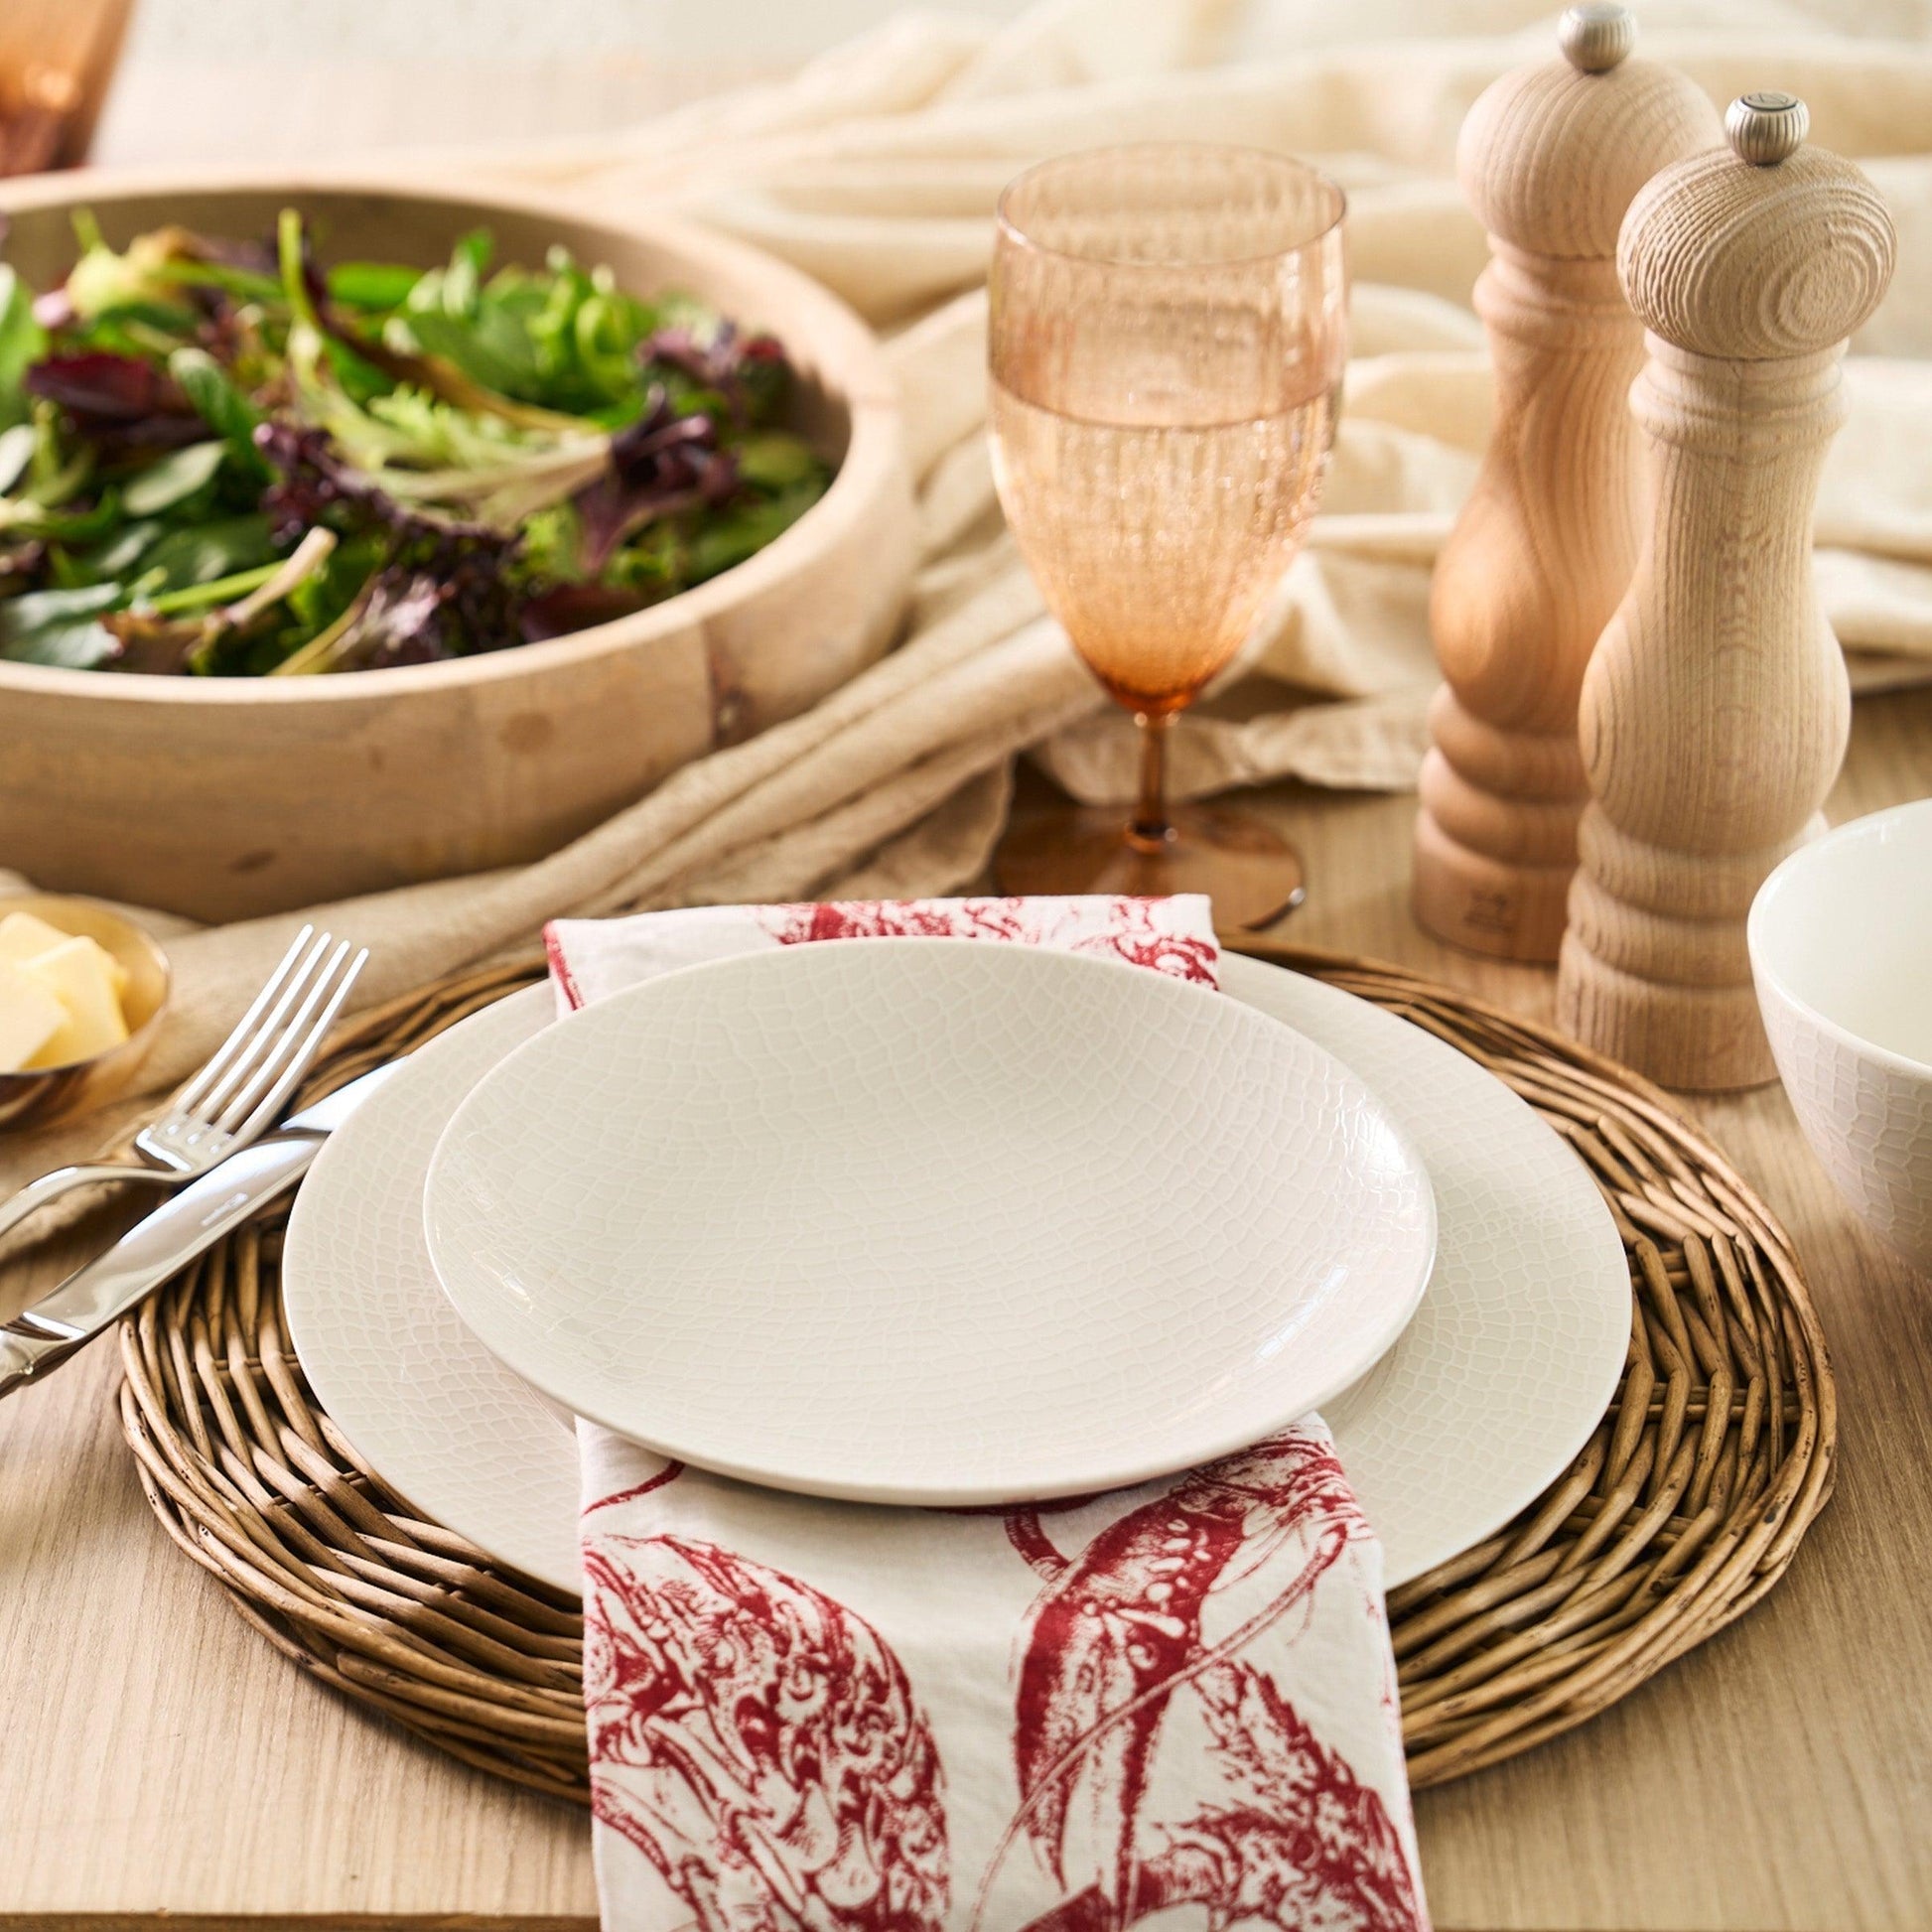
left=5, top=0, right=1930, bottom=1149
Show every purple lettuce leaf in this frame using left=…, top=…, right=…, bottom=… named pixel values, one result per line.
left=518, top=582, right=649, bottom=642
left=23, top=351, right=206, bottom=451
left=573, top=386, right=737, bottom=574
left=326, top=551, right=525, bottom=669
left=638, top=322, right=787, bottom=426
left=196, top=232, right=279, bottom=277
left=254, top=421, right=526, bottom=667
left=254, top=419, right=508, bottom=551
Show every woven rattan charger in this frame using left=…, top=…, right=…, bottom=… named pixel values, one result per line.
left=116, top=941, right=1833, bottom=1803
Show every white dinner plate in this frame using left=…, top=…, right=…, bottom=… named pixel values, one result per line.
left=283, top=951, right=1628, bottom=1589
left=420, top=940, right=1438, bottom=1505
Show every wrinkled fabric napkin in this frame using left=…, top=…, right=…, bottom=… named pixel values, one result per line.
left=544, top=896, right=1428, bottom=1932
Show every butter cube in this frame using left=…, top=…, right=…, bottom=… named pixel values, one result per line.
left=22, top=935, right=130, bottom=1068
left=0, top=910, right=127, bottom=995
left=0, top=911, right=71, bottom=967
left=0, top=958, right=69, bottom=1072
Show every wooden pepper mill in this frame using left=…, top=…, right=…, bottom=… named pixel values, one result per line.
left=1556, top=92, right=1897, bottom=1089
left=1414, top=4, right=1720, bottom=960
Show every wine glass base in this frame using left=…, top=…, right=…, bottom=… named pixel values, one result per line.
left=995, top=800, right=1307, bottom=931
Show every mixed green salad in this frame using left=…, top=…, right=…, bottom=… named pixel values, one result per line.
left=0, top=211, right=829, bottom=675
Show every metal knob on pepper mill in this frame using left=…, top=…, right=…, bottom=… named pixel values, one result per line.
left=1555, top=92, right=1897, bottom=1089
left=1413, top=4, right=1720, bottom=961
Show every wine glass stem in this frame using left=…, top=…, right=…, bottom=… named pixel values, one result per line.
left=1129, top=710, right=1173, bottom=850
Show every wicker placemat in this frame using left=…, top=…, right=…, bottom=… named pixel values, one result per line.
left=115, top=944, right=1833, bottom=1803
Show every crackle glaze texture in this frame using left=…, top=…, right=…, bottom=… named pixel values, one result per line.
left=285, top=956, right=1627, bottom=1589
left=1758, top=983, right=1932, bottom=1271
left=1749, top=801, right=1932, bottom=1273
left=283, top=990, right=582, bottom=1575
left=422, top=941, right=1437, bottom=1504
left=1227, top=957, right=1628, bottom=1569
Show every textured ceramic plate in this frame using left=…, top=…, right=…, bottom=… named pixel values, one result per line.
left=420, top=941, right=1437, bottom=1505
left=284, top=953, right=1628, bottom=1588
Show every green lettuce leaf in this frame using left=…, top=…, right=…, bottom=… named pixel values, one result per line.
left=169, top=347, right=272, bottom=482
left=0, top=580, right=126, bottom=668
left=0, top=422, right=34, bottom=494
left=138, top=512, right=279, bottom=591
left=0, top=266, right=48, bottom=431
left=327, top=260, right=422, bottom=313
left=122, top=439, right=226, bottom=516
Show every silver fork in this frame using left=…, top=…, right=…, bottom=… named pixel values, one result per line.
left=0, top=925, right=367, bottom=1243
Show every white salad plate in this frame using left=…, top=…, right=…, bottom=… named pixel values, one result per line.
left=285, top=949, right=1628, bottom=1588
left=418, top=941, right=1438, bottom=1506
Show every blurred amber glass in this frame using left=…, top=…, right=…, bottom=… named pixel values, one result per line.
left=988, top=143, right=1346, bottom=925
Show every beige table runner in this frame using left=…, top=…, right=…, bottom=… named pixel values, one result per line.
left=8, top=0, right=1930, bottom=1154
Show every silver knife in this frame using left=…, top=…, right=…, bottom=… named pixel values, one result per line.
left=0, top=1062, right=402, bottom=1398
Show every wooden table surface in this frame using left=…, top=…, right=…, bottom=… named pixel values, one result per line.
left=3, top=48, right=1930, bottom=1932
left=4, top=692, right=1927, bottom=1932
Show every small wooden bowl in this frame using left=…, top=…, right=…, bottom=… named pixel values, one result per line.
left=0, top=893, right=171, bottom=1132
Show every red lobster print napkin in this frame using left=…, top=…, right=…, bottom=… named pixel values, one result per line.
left=544, top=897, right=1431, bottom=1932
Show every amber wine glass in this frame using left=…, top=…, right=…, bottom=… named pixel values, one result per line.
left=989, top=144, right=1346, bottom=925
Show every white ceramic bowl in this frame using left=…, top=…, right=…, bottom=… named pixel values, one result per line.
left=1749, top=799, right=1932, bottom=1271
left=422, top=940, right=1438, bottom=1505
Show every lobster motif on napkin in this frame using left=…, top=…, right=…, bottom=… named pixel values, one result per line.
left=585, top=1530, right=949, bottom=1929
left=995, top=1435, right=1424, bottom=1932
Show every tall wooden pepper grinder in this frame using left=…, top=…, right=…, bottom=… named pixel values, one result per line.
left=1414, top=4, right=1720, bottom=960
left=1557, top=92, right=1897, bottom=1089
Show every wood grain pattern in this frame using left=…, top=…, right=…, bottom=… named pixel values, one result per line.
left=1414, top=19, right=1719, bottom=961
left=1557, top=110, right=1898, bottom=1090
left=0, top=174, right=915, bottom=924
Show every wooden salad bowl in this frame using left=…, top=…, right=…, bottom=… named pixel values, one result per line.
left=0, top=173, right=915, bottom=920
